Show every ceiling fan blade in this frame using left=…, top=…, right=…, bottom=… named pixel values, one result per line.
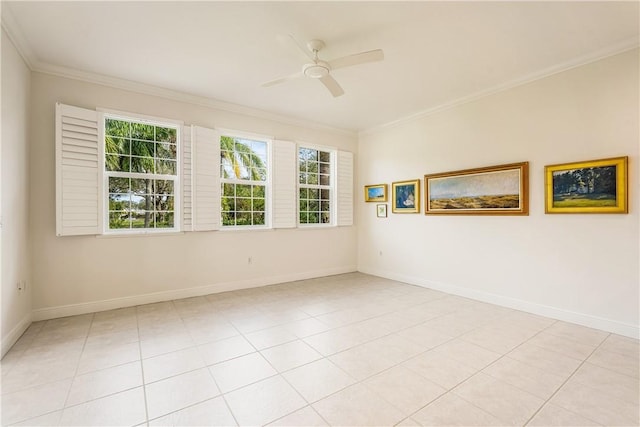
left=329, top=49, right=384, bottom=71
left=261, top=71, right=303, bottom=88
left=319, top=75, right=344, bottom=97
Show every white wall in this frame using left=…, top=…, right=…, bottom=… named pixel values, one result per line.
left=29, top=73, right=358, bottom=319
left=1, top=30, right=32, bottom=355
left=358, top=49, right=639, bottom=338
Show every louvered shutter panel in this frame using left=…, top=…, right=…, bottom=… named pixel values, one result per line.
left=336, top=150, right=354, bottom=226
left=272, top=140, right=297, bottom=228
left=55, top=103, right=101, bottom=236
left=192, top=125, right=220, bottom=231
left=182, top=126, right=193, bottom=231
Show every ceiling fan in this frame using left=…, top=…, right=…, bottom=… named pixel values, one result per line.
left=261, top=36, right=384, bottom=97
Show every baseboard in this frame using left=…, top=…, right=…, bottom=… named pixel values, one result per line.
left=31, top=265, right=357, bottom=321
left=359, top=267, right=640, bottom=339
left=1, top=313, right=32, bottom=358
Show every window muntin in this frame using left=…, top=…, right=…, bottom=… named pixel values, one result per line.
left=104, top=116, right=179, bottom=232
left=220, top=135, right=268, bottom=227
left=299, top=147, right=332, bottom=225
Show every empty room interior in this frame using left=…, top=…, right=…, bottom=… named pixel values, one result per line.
left=1, top=1, right=639, bottom=426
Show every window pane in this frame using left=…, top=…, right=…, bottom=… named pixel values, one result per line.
left=106, top=155, right=130, bottom=172
left=309, top=212, right=319, bottom=223
left=132, top=212, right=153, bottom=228
left=236, top=198, right=251, bottom=211
left=108, top=177, right=129, bottom=193
left=155, top=195, right=174, bottom=211
left=320, top=174, right=330, bottom=186
left=109, top=194, right=130, bottom=210
left=299, top=173, right=307, bottom=184
left=222, top=211, right=235, bottom=226
left=105, top=119, right=130, bottom=138
left=131, top=179, right=151, bottom=195
left=252, top=167, right=267, bottom=181
left=132, top=194, right=150, bottom=210
left=320, top=163, right=330, bottom=174
left=321, top=189, right=330, bottom=200
left=155, top=180, right=174, bottom=195
left=300, top=199, right=309, bottom=211
left=309, top=199, right=319, bottom=211
left=321, top=212, right=330, bottom=223
left=252, top=185, right=265, bottom=198
left=156, top=127, right=177, bottom=143
left=155, top=212, right=174, bottom=228
left=253, top=198, right=265, bottom=211
left=236, top=184, right=251, bottom=197
left=157, top=143, right=176, bottom=159
left=131, top=123, right=155, bottom=141
left=253, top=212, right=265, bottom=225
left=155, top=159, right=176, bottom=175
left=319, top=151, right=330, bottom=162
left=222, top=197, right=236, bottom=211
left=236, top=212, right=251, bottom=225
left=131, top=140, right=155, bottom=157
left=109, top=211, right=130, bottom=229
left=105, top=137, right=130, bottom=155
left=307, top=162, right=318, bottom=174
left=131, top=156, right=154, bottom=173
left=223, top=183, right=235, bottom=197
left=309, top=188, right=319, bottom=199
left=299, top=212, right=308, bottom=223
left=299, top=188, right=308, bottom=199
left=321, top=201, right=330, bottom=212
left=307, top=174, right=318, bottom=185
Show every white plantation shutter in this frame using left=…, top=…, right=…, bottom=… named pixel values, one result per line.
left=272, top=140, right=297, bottom=228
left=55, top=103, right=101, bottom=236
left=336, top=150, right=354, bottom=226
left=192, top=125, right=220, bottom=231
left=182, top=126, right=193, bottom=231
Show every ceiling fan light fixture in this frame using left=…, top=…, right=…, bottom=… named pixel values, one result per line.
left=303, top=61, right=330, bottom=79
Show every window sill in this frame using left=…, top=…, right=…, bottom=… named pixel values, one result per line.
left=97, top=230, right=184, bottom=239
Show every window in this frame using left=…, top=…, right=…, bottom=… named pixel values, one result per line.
left=220, top=135, right=269, bottom=227
left=298, top=147, right=333, bottom=225
left=104, top=116, right=179, bottom=232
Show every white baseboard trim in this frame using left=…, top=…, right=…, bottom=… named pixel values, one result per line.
left=359, top=267, right=639, bottom=339
left=1, top=313, right=32, bottom=358
left=32, top=266, right=357, bottom=321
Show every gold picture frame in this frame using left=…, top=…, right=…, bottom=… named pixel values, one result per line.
left=424, top=162, right=529, bottom=215
left=545, top=156, right=628, bottom=214
left=364, top=184, right=388, bottom=202
left=392, top=179, right=420, bottom=213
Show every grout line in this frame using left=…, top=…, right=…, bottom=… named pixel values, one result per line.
left=136, top=305, right=151, bottom=425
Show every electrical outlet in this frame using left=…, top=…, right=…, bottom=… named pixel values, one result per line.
left=16, top=281, right=23, bottom=291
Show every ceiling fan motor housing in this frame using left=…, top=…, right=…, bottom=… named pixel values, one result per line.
left=303, top=60, right=330, bottom=79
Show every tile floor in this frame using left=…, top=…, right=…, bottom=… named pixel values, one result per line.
left=1, top=273, right=638, bottom=426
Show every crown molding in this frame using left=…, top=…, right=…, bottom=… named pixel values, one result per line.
left=1, top=3, right=35, bottom=70
left=360, top=38, right=640, bottom=137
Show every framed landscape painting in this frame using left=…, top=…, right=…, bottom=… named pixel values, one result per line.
left=424, top=162, right=529, bottom=215
left=376, top=204, right=387, bottom=218
left=364, top=184, right=387, bottom=202
left=545, top=156, right=628, bottom=214
left=392, top=179, right=420, bottom=213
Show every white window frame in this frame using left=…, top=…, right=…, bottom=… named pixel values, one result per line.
left=297, top=143, right=337, bottom=227
left=218, top=129, right=272, bottom=230
left=100, top=109, right=183, bottom=235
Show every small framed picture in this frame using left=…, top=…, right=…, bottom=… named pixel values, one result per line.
left=364, top=184, right=388, bottom=202
left=376, top=204, right=387, bottom=218
left=545, top=156, right=628, bottom=214
left=392, top=179, right=420, bottom=213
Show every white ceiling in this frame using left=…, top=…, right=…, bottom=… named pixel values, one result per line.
left=3, top=1, right=639, bottom=132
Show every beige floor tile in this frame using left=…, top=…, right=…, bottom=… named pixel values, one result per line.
left=60, top=387, right=146, bottom=426
left=198, top=335, right=255, bottom=366
left=588, top=346, right=640, bottom=378
left=360, top=333, right=427, bottom=365
left=145, top=368, right=221, bottom=419
left=283, top=358, right=356, bottom=403
left=526, top=331, right=597, bottom=360
left=1, top=378, right=72, bottom=425
left=183, top=319, right=239, bottom=345
left=283, top=317, right=332, bottom=338
left=303, top=328, right=360, bottom=356
left=364, top=365, right=446, bottom=414
left=412, top=393, right=507, bottom=426
left=571, top=362, right=640, bottom=404
left=507, top=341, right=582, bottom=377
left=527, top=403, right=602, bottom=426
left=312, top=383, right=405, bottom=426
left=1, top=357, right=78, bottom=394
left=397, top=323, right=454, bottom=349
left=329, top=343, right=397, bottom=381
left=459, top=325, right=532, bottom=354
left=66, top=361, right=143, bottom=406
left=77, top=341, right=140, bottom=375
left=209, top=352, right=276, bottom=392
left=13, top=410, right=63, bottom=427
left=260, top=339, right=322, bottom=372
left=395, top=416, right=422, bottom=426
left=84, top=328, right=139, bottom=347
left=225, top=376, right=307, bottom=426
left=140, top=331, right=196, bottom=359
left=148, top=396, right=237, bottom=426
left=452, top=372, right=544, bottom=425
left=402, top=349, right=478, bottom=390
left=482, top=356, right=566, bottom=400
left=549, top=380, right=639, bottom=426
left=431, top=338, right=502, bottom=370
left=143, top=347, right=205, bottom=383
left=599, top=334, right=639, bottom=359
left=244, top=325, right=298, bottom=350
left=267, top=405, right=328, bottom=426
left=544, top=321, right=609, bottom=347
